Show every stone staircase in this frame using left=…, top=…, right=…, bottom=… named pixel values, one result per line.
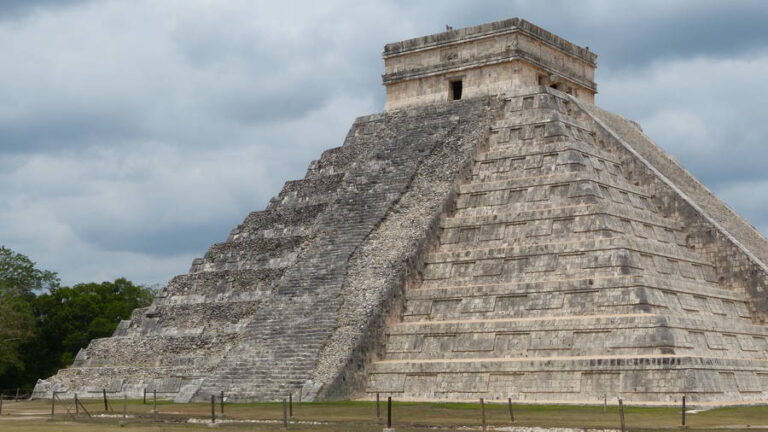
left=37, top=124, right=359, bottom=399
left=191, top=100, right=498, bottom=401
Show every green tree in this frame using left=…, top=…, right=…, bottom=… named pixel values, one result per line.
left=0, top=246, right=59, bottom=379
left=0, top=292, right=35, bottom=376
left=0, top=246, right=59, bottom=295
left=0, top=247, right=155, bottom=391
left=32, top=278, right=155, bottom=370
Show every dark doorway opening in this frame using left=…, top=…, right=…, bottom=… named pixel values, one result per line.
left=450, top=80, right=463, bottom=100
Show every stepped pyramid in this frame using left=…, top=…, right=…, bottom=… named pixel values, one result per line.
left=35, top=18, right=768, bottom=405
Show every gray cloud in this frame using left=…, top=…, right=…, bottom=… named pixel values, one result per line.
left=599, top=56, right=768, bottom=184
left=0, top=0, right=766, bottom=285
left=392, top=0, right=768, bottom=71
left=77, top=220, right=233, bottom=256
left=0, top=112, right=143, bottom=153
left=596, top=54, right=768, bottom=237
left=0, top=0, right=91, bottom=20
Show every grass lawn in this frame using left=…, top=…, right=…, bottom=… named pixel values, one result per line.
left=1, top=398, right=767, bottom=431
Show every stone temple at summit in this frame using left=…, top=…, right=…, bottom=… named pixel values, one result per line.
left=35, top=18, right=768, bottom=405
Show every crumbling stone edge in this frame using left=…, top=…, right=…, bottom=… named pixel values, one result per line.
left=571, top=93, right=768, bottom=321
left=312, top=97, right=502, bottom=399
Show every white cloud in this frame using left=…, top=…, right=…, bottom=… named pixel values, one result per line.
left=0, top=0, right=396, bottom=284
left=597, top=54, right=768, bottom=237
left=718, top=180, right=768, bottom=235
left=600, top=55, right=768, bottom=179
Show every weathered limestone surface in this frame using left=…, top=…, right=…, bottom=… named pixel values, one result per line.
left=36, top=17, right=768, bottom=405
left=384, top=18, right=597, bottom=110
left=367, top=88, right=768, bottom=404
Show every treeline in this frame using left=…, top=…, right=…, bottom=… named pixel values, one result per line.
left=0, top=246, right=155, bottom=392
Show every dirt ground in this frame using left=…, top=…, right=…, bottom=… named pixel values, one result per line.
left=1, top=398, right=767, bottom=431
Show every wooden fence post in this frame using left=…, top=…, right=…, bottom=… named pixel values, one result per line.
left=210, top=394, right=215, bottom=423
left=282, top=398, right=288, bottom=429
left=73, top=395, right=91, bottom=418
left=480, top=398, right=487, bottom=432
left=618, top=397, right=626, bottom=432
left=682, top=395, right=686, bottom=426
left=508, top=397, right=515, bottom=423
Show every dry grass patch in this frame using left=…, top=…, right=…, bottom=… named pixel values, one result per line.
left=1, top=399, right=767, bottom=432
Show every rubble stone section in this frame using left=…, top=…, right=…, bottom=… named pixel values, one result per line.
left=366, top=89, right=768, bottom=404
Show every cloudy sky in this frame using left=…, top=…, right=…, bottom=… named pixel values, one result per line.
left=1, top=0, right=767, bottom=286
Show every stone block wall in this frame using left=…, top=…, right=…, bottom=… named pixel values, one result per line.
left=367, top=87, right=768, bottom=405
left=383, top=18, right=596, bottom=110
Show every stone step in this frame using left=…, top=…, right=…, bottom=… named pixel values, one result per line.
left=369, top=354, right=768, bottom=373
left=402, top=290, right=695, bottom=321
left=413, top=279, right=747, bottom=323
left=229, top=203, right=326, bottom=242
left=268, top=173, right=346, bottom=208
left=161, top=268, right=285, bottom=303
left=488, top=121, right=596, bottom=150
left=470, top=150, right=626, bottom=187
left=443, top=202, right=678, bottom=232
left=242, top=204, right=325, bottom=227
left=437, top=231, right=630, bottom=254
left=489, top=119, right=589, bottom=146
left=477, top=140, right=619, bottom=166
left=366, top=355, right=768, bottom=403
left=192, top=235, right=308, bottom=273
left=458, top=170, right=648, bottom=199
left=424, top=237, right=708, bottom=269
left=130, top=300, right=262, bottom=333
left=388, top=313, right=768, bottom=337
left=79, top=335, right=238, bottom=368
left=407, top=276, right=750, bottom=318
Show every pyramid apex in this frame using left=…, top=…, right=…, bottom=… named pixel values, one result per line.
left=383, top=18, right=597, bottom=109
